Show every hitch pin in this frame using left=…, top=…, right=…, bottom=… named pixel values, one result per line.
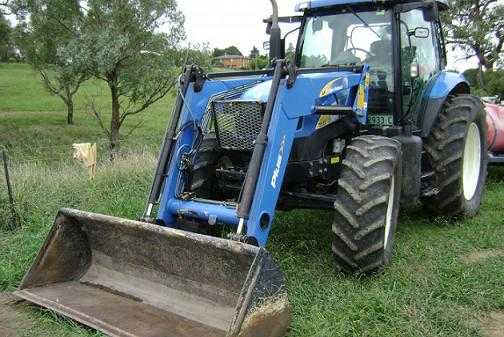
left=145, top=203, right=154, bottom=218
left=237, top=218, right=245, bottom=235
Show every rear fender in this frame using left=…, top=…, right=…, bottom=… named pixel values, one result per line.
left=419, top=71, right=470, bottom=137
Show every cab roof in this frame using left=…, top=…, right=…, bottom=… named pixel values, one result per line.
left=295, top=0, right=449, bottom=11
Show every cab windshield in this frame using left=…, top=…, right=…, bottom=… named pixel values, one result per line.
left=299, top=9, right=393, bottom=73
left=299, top=9, right=395, bottom=117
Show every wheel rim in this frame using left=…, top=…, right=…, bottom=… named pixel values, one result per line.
left=384, top=175, right=395, bottom=249
left=462, top=122, right=482, bottom=201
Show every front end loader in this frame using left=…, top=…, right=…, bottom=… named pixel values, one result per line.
left=17, top=0, right=489, bottom=336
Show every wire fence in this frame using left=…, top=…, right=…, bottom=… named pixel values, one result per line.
left=0, top=135, right=164, bottom=166
left=0, top=139, right=161, bottom=232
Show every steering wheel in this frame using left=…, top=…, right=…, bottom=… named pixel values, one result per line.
left=346, top=47, right=374, bottom=58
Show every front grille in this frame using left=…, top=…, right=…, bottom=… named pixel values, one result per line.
left=211, top=100, right=264, bottom=151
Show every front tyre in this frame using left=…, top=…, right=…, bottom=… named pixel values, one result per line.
left=422, top=95, right=488, bottom=217
left=332, top=136, right=402, bottom=274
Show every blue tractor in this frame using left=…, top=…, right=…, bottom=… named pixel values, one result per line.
left=17, top=1, right=488, bottom=336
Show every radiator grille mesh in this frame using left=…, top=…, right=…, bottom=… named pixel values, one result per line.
left=212, top=100, right=264, bottom=151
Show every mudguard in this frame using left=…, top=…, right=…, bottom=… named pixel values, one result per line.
left=418, top=71, right=470, bottom=137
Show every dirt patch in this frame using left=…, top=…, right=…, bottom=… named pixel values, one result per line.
left=461, top=249, right=504, bottom=264
left=238, top=295, right=291, bottom=337
left=0, top=293, right=35, bottom=337
left=480, top=311, right=504, bottom=337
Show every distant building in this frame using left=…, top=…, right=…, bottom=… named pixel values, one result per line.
left=214, top=54, right=250, bottom=69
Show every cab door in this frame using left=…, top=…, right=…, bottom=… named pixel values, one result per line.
left=399, top=7, right=441, bottom=126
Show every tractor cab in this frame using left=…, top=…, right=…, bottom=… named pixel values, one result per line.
left=275, top=0, right=449, bottom=129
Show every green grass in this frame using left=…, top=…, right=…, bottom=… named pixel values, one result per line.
left=1, top=63, right=504, bottom=337
left=0, top=63, right=171, bottom=163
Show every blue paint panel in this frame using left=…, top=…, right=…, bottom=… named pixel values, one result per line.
left=418, top=70, right=469, bottom=137
left=281, top=71, right=357, bottom=119
left=426, top=71, right=469, bottom=100
left=156, top=69, right=367, bottom=247
left=295, top=0, right=373, bottom=11
left=166, top=200, right=239, bottom=226
left=295, top=0, right=449, bottom=11
left=246, top=88, right=300, bottom=246
left=240, top=80, right=272, bottom=102
left=157, top=77, right=269, bottom=227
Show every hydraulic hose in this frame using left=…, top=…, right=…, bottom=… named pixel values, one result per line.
left=236, top=60, right=285, bottom=229
left=143, top=66, right=193, bottom=220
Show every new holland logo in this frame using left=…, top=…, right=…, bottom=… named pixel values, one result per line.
left=271, top=135, right=287, bottom=189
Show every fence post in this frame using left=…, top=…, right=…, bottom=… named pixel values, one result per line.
left=2, top=150, right=20, bottom=230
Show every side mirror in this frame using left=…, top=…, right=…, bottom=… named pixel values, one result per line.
left=263, top=41, right=270, bottom=51
left=411, top=27, right=429, bottom=39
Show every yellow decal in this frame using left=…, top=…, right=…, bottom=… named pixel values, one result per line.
left=356, top=85, right=366, bottom=110
left=320, top=79, right=337, bottom=97
left=330, top=156, right=341, bottom=165
left=317, top=115, right=332, bottom=129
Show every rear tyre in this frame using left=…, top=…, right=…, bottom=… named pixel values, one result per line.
left=189, top=133, right=219, bottom=198
left=332, top=136, right=402, bottom=274
left=422, top=95, right=488, bottom=217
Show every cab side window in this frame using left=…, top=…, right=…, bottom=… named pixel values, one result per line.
left=400, top=9, right=439, bottom=119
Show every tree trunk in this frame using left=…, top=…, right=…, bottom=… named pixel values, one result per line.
left=109, top=80, right=121, bottom=161
left=66, top=99, right=74, bottom=125
left=477, top=64, right=485, bottom=88
left=64, top=88, right=75, bottom=125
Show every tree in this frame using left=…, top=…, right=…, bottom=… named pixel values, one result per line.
left=15, top=0, right=88, bottom=125
left=463, top=68, right=504, bottom=99
left=83, top=0, right=185, bottom=158
left=225, top=46, right=242, bottom=56
left=212, top=47, right=225, bottom=58
left=0, top=1, right=11, bottom=15
left=251, top=54, right=269, bottom=70
left=486, top=70, right=504, bottom=99
left=213, top=45, right=242, bottom=57
left=443, top=0, right=504, bottom=72
left=249, top=46, right=259, bottom=59
left=0, top=13, right=15, bottom=62
left=183, top=43, right=213, bottom=70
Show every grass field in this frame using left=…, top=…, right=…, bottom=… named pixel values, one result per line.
left=1, top=63, right=504, bottom=337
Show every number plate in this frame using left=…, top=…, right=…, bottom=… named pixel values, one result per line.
left=368, top=114, right=394, bottom=126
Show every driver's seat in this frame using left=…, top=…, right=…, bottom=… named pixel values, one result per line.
left=367, top=40, right=392, bottom=67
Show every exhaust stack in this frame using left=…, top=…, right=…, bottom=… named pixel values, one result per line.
left=269, top=0, right=282, bottom=62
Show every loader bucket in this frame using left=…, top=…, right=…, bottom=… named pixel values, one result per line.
left=15, top=209, right=290, bottom=337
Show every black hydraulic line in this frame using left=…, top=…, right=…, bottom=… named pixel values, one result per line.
left=237, top=60, right=285, bottom=220
left=143, top=66, right=193, bottom=220
left=392, top=10, right=403, bottom=126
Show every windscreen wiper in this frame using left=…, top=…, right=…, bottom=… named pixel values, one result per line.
left=346, top=5, right=381, bottom=39
left=321, top=62, right=361, bottom=67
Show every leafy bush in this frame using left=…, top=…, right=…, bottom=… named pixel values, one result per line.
left=463, top=68, right=504, bottom=101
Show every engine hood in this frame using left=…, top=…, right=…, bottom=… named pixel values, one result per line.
left=240, top=80, right=273, bottom=102
left=238, top=72, right=362, bottom=107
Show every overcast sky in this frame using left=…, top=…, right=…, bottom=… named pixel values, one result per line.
left=176, top=0, right=300, bottom=56
left=6, top=0, right=478, bottom=71
left=175, top=0, right=477, bottom=71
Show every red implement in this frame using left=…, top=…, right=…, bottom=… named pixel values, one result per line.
left=486, top=103, right=504, bottom=164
